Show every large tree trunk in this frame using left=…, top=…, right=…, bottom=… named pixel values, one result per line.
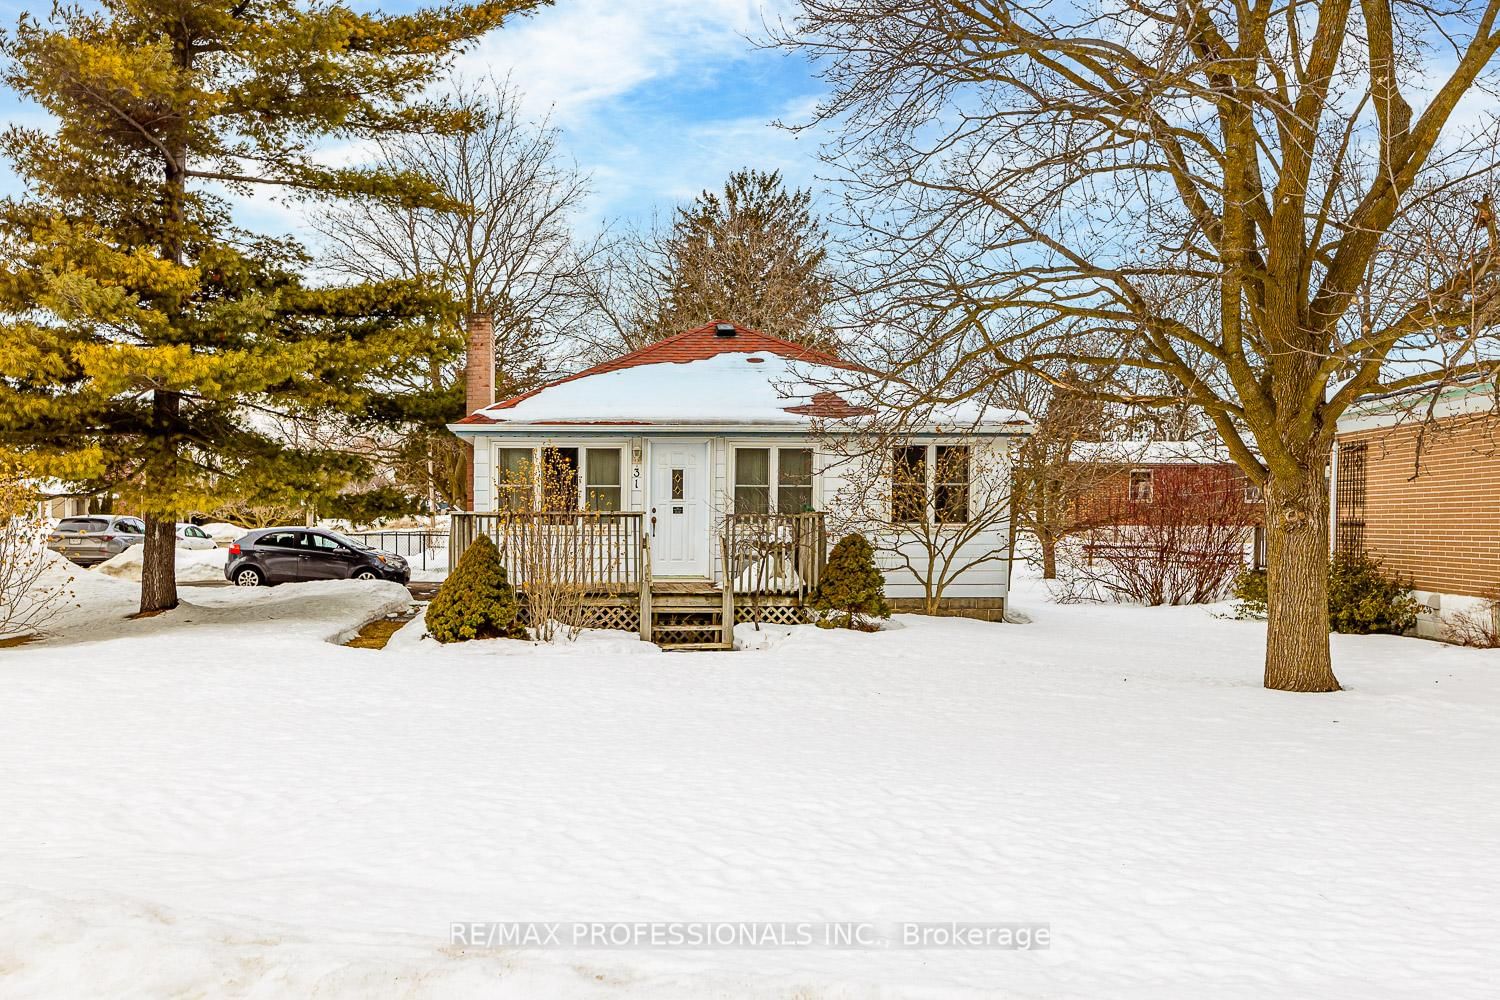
left=139, top=388, right=180, bottom=614
left=1263, top=462, right=1340, bottom=692
left=139, top=512, right=179, bottom=613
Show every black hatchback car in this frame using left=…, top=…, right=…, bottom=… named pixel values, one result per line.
left=224, top=528, right=410, bottom=587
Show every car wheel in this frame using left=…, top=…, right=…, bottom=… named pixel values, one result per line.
left=233, top=567, right=265, bottom=587
left=352, top=568, right=380, bottom=581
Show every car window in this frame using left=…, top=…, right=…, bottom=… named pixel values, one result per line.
left=303, top=533, right=346, bottom=553
left=259, top=531, right=303, bottom=549
left=58, top=517, right=109, bottom=533
left=190, top=526, right=209, bottom=539
left=116, top=518, right=145, bottom=534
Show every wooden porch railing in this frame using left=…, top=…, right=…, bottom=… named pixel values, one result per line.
left=449, top=511, right=646, bottom=594
left=722, top=512, right=827, bottom=602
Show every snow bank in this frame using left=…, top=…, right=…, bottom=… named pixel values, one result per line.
left=385, top=606, right=661, bottom=657
left=91, top=544, right=227, bottom=584
left=199, top=521, right=248, bottom=545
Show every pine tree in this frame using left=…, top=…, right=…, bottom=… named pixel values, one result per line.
left=0, top=0, right=541, bottom=614
left=645, top=169, right=835, bottom=347
left=809, top=533, right=890, bottom=630
left=425, top=534, right=524, bottom=642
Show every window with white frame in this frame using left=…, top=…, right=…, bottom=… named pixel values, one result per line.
left=1128, top=469, right=1154, bottom=502
left=495, top=447, right=534, bottom=512
left=584, top=448, right=622, bottom=510
left=493, top=445, right=625, bottom=511
left=934, top=445, right=970, bottom=523
left=891, top=443, right=972, bottom=524
left=733, top=447, right=815, bottom=514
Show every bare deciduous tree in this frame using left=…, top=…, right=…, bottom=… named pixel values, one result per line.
left=314, top=75, right=602, bottom=510
left=779, top=0, right=1500, bottom=691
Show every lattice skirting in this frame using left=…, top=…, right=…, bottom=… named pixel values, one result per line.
left=516, top=600, right=640, bottom=633
left=733, top=603, right=814, bottom=626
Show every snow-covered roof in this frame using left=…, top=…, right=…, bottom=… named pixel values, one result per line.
left=1069, top=440, right=1229, bottom=465
left=452, top=322, right=1030, bottom=432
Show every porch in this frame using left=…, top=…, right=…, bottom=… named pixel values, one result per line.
left=448, top=511, right=827, bottom=649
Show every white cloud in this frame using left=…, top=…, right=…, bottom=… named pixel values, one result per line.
left=459, top=0, right=791, bottom=124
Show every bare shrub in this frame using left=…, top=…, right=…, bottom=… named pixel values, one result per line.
left=1444, top=597, right=1500, bottom=648
left=1, top=479, right=73, bottom=639
left=493, top=452, right=593, bottom=642
left=1060, top=467, right=1256, bottom=606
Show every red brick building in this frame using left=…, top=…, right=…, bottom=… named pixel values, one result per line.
left=1067, top=441, right=1265, bottom=564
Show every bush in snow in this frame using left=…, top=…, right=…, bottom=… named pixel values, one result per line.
left=809, top=533, right=889, bottom=631
left=424, top=534, right=524, bottom=643
left=1327, top=551, right=1418, bottom=636
left=1230, top=567, right=1268, bottom=619
left=1231, top=555, right=1417, bottom=636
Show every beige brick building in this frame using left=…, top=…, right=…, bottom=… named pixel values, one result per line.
left=1333, top=381, right=1500, bottom=636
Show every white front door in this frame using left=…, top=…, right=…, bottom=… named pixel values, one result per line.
left=649, top=440, right=710, bottom=577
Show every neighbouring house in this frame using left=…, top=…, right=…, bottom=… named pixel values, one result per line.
left=29, top=480, right=102, bottom=521
left=447, top=320, right=1033, bottom=647
left=1066, top=440, right=1266, bottom=568
left=1332, top=378, right=1500, bottom=639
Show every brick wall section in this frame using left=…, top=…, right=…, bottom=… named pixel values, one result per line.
left=1338, top=415, right=1500, bottom=598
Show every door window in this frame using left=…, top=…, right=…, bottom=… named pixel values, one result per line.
left=116, top=518, right=146, bottom=535
left=259, top=531, right=302, bottom=549
left=303, top=534, right=346, bottom=553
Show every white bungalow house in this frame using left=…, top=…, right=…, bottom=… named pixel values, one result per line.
left=447, top=321, right=1031, bottom=648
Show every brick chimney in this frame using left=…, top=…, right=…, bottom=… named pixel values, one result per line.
left=465, top=312, right=495, bottom=414
left=462, top=312, right=494, bottom=512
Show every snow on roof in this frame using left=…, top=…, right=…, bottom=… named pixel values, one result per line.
left=1069, top=440, right=1229, bottom=465
left=454, top=322, right=1030, bottom=430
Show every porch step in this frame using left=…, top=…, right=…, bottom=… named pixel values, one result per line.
left=663, top=642, right=733, bottom=651
left=650, top=596, right=725, bottom=610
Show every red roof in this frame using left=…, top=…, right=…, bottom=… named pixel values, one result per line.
left=456, top=322, right=863, bottom=425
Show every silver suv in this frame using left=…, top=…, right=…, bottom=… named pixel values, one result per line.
left=46, top=515, right=147, bottom=566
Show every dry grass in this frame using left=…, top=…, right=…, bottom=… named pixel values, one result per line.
left=344, top=617, right=410, bottom=650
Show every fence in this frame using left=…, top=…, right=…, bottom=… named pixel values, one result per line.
left=342, top=530, right=449, bottom=572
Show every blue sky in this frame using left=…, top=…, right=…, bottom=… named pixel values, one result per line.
left=0, top=1, right=825, bottom=242
left=456, top=0, right=826, bottom=228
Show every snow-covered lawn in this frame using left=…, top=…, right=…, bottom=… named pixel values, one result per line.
left=2, top=573, right=1497, bottom=998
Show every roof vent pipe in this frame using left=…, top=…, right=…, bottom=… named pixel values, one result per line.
left=714, top=322, right=737, bottom=337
